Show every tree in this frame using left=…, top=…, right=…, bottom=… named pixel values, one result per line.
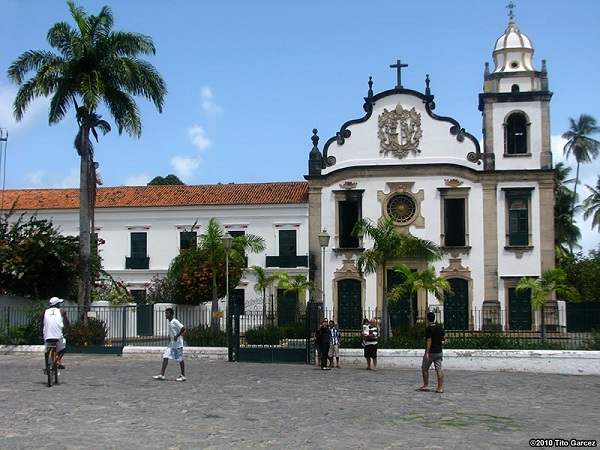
left=562, top=114, right=600, bottom=219
left=148, top=175, right=185, bottom=185
left=0, top=211, right=79, bottom=299
left=275, top=272, right=315, bottom=320
left=167, top=247, right=244, bottom=306
left=560, top=250, right=600, bottom=303
left=554, top=162, right=582, bottom=257
left=251, top=266, right=281, bottom=325
left=8, top=1, right=166, bottom=307
left=516, top=268, right=579, bottom=343
left=196, top=218, right=265, bottom=331
left=352, top=217, right=442, bottom=340
left=388, top=264, right=451, bottom=326
left=583, top=176, right=600, bottom=233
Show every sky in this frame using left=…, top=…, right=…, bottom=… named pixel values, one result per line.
left=0, top=0, right=599, bottom=252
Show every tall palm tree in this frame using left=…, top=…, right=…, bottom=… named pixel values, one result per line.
left=553, top=162, right=582, bottom=257
left=251, top=265, right=281, bottom=325
left=7, top=1, right=166, bottom=307
left=198, top=218, right=265, bottom=331
left=562, top=114, right=600, bottom=219
left=583, top=176, right=600, bottom=233
left=516, top=268, right=579, bottom=344
left=352, top=217, right=442, bottom=340
left=388, top=264, right=451, bottom=326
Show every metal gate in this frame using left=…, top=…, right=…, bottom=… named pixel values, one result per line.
left=230, top=301, right=322, bottom=364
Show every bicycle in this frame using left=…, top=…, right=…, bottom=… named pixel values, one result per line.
left=45, top=339, right=60, bottom=387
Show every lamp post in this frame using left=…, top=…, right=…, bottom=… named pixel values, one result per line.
left=318, top=230, right=330, bottom=307
left=222, top=233, right=233, bottom=361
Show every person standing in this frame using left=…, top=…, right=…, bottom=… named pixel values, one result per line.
left=153, top=308, right=187, bottom=381
left=419, top=311, right=446, bottom=393
left=328, top=320, right=341, bottom=368
left=363, top=318, right=379, bottom=371
left=315, top=319, right=331, bottom=370
left=43, top=297, right=71, bottom=370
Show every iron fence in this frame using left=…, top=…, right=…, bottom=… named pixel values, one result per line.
left=1, top=303, right=599, bottom=350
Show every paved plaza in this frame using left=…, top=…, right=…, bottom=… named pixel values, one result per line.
left=0, top=353, right=598, bottom=449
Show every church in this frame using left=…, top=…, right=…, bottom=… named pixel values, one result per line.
left=2, top=13, right=555, bottom=332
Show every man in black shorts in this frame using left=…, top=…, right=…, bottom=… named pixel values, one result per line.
left=419, top=311, right=445, bottom=393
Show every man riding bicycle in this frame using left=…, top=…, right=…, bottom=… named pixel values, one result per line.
left=42, top=297, right=71, bottom=369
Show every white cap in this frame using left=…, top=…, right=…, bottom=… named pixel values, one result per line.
left=49, top=297, right=64, bottom=306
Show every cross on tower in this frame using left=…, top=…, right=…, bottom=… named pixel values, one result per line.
left=506, top=1, right=516, bottom=20
left=390, top=59, right=408, bottom=89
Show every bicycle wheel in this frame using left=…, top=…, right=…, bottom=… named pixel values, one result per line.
left=46, top=349, right=54, bottom=387
left=53, top=356, right=59, bottom=385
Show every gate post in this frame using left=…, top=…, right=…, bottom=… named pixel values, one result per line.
left=306, top=299, right=323, bottom=364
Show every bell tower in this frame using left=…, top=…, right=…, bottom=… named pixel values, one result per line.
left=479, top=3, right=553, bottom=171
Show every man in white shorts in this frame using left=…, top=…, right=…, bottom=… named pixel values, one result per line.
left=153, top=308, right=187, bottom=381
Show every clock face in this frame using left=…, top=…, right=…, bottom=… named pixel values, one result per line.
left=387, top=194, right=416, bottom=223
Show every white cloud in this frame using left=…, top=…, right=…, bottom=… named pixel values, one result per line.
left=21, top=167, right=79, bottom=189
left=0, top=83, right=49, bottom=132
left=187, top=125, right=211, bottom=152
left=123, top=174, right=151, bottom=186
left=200, top=85, right=223, bottom=115
left=170, top=156, right=200, bottom=182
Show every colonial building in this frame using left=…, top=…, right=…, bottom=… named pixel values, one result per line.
left=2, top=15, right=555, bottom=331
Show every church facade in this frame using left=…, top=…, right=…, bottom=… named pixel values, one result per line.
left=2, top=15, right=555, bottom=331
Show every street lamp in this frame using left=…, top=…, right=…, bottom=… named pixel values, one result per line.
left=222, top=233, right=233, bottom=361
left=318, top=229, right=330, bottom=306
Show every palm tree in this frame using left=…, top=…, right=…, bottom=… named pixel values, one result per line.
left=388, top=264, right=451, bottom=326
left=198, top=218, right=265, bottom=331
left=251, top=266, right=281, bottom=325
left=276, top=272, right=315, bottom=303
left=516, top=268, right=579, bottom=343
left=562, top=114, right=600, bottom=219
left=583, top=177, right=600, bottom=233
left=554, top=162, right=582, bottom=257
left=7, top=1, right=166, bottom=307
left=352, top=217, right=442, bottom=340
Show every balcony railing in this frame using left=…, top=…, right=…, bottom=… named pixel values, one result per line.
left=125, top=256, right=150, bottom=269
left=265, top=255, right=308, bottom=268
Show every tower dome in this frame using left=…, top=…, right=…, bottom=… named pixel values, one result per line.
left=492, top=18, right=535, bottom=73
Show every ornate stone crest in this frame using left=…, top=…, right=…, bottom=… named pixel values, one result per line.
left=378, top=102, right=422, bottom=158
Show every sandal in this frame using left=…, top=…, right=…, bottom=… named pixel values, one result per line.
left=418, top=387, right=430, bottom=392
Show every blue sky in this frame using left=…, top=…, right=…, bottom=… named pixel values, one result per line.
left=0, top=0, right=599, bottom=251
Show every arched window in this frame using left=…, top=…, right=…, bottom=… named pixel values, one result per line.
left=511, top=84, right=520, bottom=93
left=505, top=113, right=528, bottom=155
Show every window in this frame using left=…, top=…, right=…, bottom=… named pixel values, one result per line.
left=503, top=188, right=533, bottom=247
left=126, top=231, right=149, bottom=269
left=228, top=230, right=247, bottom=267
left=335, top=189, right=363, bottom=249
left=508, top=197, right=529, bottom=245
left=387, top=193, right=417, bottom=224
left=438, top=187, right=470, bottom=248
left=279, top=230, right=296, bottom=257
left=131, top=232, right=147, bottom=258
left=505, top=112, right=528, bottom=155
left=444, top=198, right=466, bottom=246
left=266, top=227, right=307, bottom=268
left=339, top=200, right=360, bottom=248
left=179, top=231, right=197, bottom=250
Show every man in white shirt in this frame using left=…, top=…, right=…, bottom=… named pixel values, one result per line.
left=42, top=297, right=71, bottom=369
left=153, top=308, right=187, bottom=381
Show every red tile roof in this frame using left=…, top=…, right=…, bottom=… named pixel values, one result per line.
left=0, top=182, right=309, bottom=210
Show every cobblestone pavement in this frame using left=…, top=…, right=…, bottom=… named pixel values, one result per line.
left=0, top=353, right=598, bottom=449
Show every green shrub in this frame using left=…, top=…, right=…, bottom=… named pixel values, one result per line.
left=244, top=326, right=283, bottom=345
left=279, top=320, right=306, bottom=339
left=184, top=325, right=226, bottom=347
left=67, top=317, right=108, bottom=346
left=583, top=328, right=600, bottom=350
